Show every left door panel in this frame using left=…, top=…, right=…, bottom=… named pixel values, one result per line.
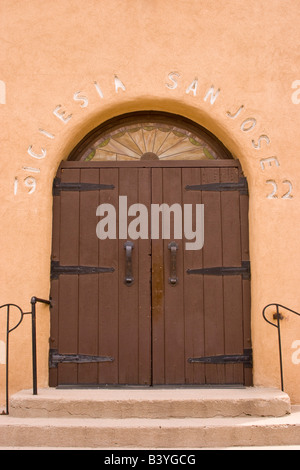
left=50, top=166, right=152, bottom=387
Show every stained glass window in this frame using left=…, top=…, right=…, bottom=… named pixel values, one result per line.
left=71, top=113, right=231, bottom=161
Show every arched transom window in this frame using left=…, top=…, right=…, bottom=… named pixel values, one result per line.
left=69, top=112, right=232, bottom=161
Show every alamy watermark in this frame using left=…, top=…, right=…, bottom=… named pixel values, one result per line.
left=96, top=196, right=204, bottom=250
left=291, top=80, right=300, bottom=104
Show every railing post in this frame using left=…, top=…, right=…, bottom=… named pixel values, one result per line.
left=30, top=297, right=37, bottom=395
left=275, top=305, right=284, bottom=392
left=5, top=305, right=10, bottom=415
left=262, top=303, right=285, bottom=392
left=1, top=303, right=24, bottom=414
left=263, top=303, right=300, bottom=393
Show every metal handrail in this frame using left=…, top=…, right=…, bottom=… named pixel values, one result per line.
left=262, top=303, right=300, bottom=392
left=0, top=296, right=51, bottom=415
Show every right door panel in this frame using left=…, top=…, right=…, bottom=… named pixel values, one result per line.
left=151, top=164, right=252, bottom=386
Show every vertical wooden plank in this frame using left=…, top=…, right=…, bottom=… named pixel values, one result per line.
left=49, top=280, right=59, bottom=387
left=51, top=168, right=61, bottom=264
left=58, top=168, right=80, bottom=385
left=77, top=168, right=100, bottom=384
left=223, top=276, right=244, bottom=384
left=240, top=185, right=252, bottom=385
left=137, top=168, right=152, bottom=384
left=201, top=167, right=225, bottom=384
left=49, top=170, right=61, bottom=387
left=151, top=168, right=165, bottom=384
left=243, top=279, right=252, bottom=385
left=220, top=166, right=241, bottom=268
left=240, top=176, right=250, bottom=264
left=220, top=167, right=244, bottom=384
left=98, top=168, right=119, bottom=384
left=182, top=167, right=205, bottom=384
left=118, top=167, right=140, bottom=383
left=162, top=167, right=185, bottom=384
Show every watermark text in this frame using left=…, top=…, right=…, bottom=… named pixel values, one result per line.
left=96, top=196, right=204, bottom=251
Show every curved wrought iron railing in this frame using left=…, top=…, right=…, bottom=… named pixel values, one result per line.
left=262, top=303, right=300, bottom=392
left=0, top=297, right=51, bottom=415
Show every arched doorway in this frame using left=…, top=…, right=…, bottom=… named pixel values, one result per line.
left=49, top=112, right=252, bottom=387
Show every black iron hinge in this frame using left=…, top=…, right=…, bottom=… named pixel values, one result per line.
left=51, top=261, right=115, bottom=279
left=49, top=349, right=114, bottom=368
left=188, top=349, right=252, bottom=368
left=187, top=261, right=250, bottom=280
left=53, top=177, right=115, bottom=195
left=185, top=177, right=248, bottom=195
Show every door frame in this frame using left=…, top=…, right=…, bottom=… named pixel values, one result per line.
left=50, top=158, right=252, bottom=387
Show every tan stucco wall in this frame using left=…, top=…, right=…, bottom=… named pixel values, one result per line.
left=1, top=0, right=300, bottom=403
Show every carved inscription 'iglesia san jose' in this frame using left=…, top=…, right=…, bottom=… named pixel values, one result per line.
left=12, top=73, right=292, bottom=199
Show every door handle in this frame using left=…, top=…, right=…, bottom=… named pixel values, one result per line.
left=124, top=241, right=134, bottom=286
left=168, top=241, right=178, bottom=286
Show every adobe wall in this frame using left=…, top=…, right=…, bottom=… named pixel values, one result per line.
left=1, top=0, right=300, bottom=402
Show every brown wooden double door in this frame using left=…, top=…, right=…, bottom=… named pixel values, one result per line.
left=49, top=160, right=252, bottom=387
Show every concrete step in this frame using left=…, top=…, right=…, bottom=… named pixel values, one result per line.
left=1, top=409, right=300, bottom=449
left=1, top=387, right=296, bottom=449
left=9, top=387, right=291, bottom=419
